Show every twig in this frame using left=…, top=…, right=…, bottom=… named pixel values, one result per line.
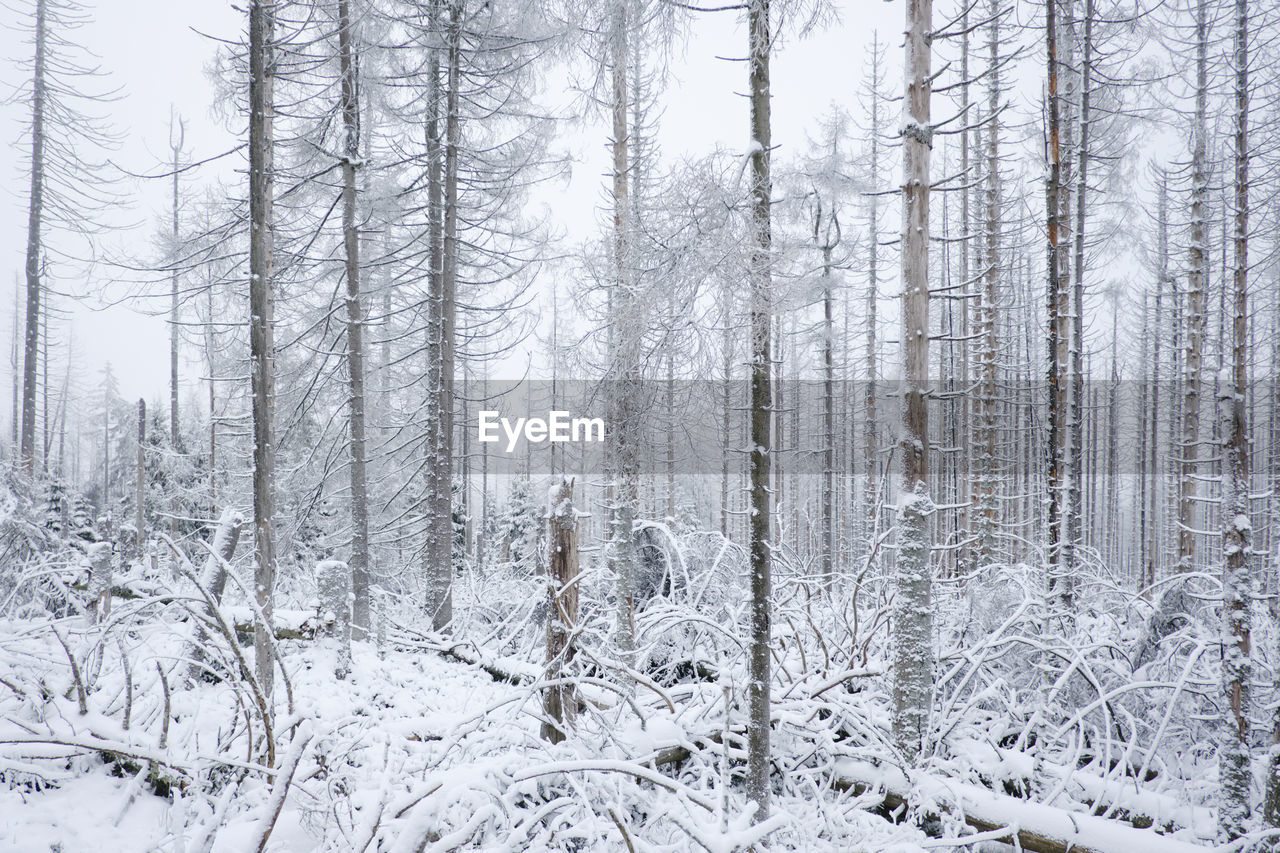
left=52, top=626, right=87, bottom=715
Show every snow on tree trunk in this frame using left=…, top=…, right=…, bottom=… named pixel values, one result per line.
left=187, top=507, right=243, bottom=682
left=248, top=0, right=278, bottom=700
left=422, top=0, right=460, bottom=633
left=133, top=399, right=145, bottom=559
left=1222, top=0, right=1251, bottom=837
left=974, top=0, right=1003, bottom=568
left=169, top=114, right=184, bottom=450
left=864, top=37, right=881, bottom=562
left=86, top=541, right=111, bottom=626
left=317, top=560, right=353, bottom=680
left=541, top=477, right=578, bottom=744
left=1178, top=0, right=1209, bottom=576
left=21, top=0, right=45, bottom=475
left=336, top=0, right=371, bottom=640
left=607, top=0, right=640, bottom=666
left=1218, top=378, right=1251, bottom=839
left=1045, top=0, right=1071, bottom=606
left=893, top=0, right=934, bottom=765
left=745, top=0, right=773, bottom=824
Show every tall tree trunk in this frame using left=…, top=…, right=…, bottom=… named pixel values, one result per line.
left=1045, top=0, right=1067, bottom=600
left=608, top=0, right=639, bottom=662
left=893, top=0, right=934, bottom=765
left=1221, top=0, right=1251, bottom=837
left=816, top=199, right=838, bottom=580
left=1148, top=173, right=1168, bottom=590
left=170, top=114, right=184, bottom=450
left=431, top=0, right=461, bottom=630
left=21, top=0, right=46, bottom=476
left=248, top=0, right=277, bottom=700
left=974, top=0, right=1003, bottom=567
left=10, top=277, right=19, bottom=450
left=745, top=0, right=773, bottom=822
left=421, top=0, right=444, bottom=622
left=1178, top=0, right=1209, bottom=575
left=134, top=400, right=145, bottom=559
left=864, top=35, right=881, bottom=559
left=1068, top=0, right=1091, bottom=577
left=336, top=0, right=371, bottom=638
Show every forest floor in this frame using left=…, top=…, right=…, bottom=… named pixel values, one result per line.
left=0, top=623, right=930, bottom=852
left=0, top=545, right=1238, bottom=852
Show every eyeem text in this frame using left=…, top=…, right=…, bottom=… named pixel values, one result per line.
left=477, top=410, right=605, bottom=453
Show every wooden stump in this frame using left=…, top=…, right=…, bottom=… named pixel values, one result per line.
left=542, top=477, right=579, bottom=743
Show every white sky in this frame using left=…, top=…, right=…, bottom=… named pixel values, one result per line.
left=0, top=0, right=900, bottom=405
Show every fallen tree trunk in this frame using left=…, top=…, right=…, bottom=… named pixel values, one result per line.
left=187, top=509, right=242, bottom=681
left=834, top=759, right=1212, bottom=853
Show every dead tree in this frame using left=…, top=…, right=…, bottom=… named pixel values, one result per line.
left=317, top=560, right=352, bottom=680
left=134, top=399, right=144, bottom=557
left=745, top=0, right=774, bottom=823
left=248, top=0, right=278, bottom=699
left=186, top=507, right=243, bottom=682
left=892, top=0, right=935, bottom=765
left=335, top=0, right=371, bottom=638
left=541, top=478, right=579, bottom=744
left=1177, top=0, right=1209, bottom=575
left=1219, top=0, right=1250, bottom=837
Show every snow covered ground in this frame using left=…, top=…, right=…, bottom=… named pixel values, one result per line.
left=0, top=540, right=1237, bottom=852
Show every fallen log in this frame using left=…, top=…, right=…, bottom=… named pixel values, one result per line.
left=833, top=759, right=1212, bottom=853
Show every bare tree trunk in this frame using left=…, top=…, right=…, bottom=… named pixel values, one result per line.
left=207, top=284, right=218, bottom=507
left=10, top=277, right=19, bottom=450
left=608, top=0, right=639, bottom=663
left=1178, top=0, right=1209, bottom=575
left=421, top=0, right=457, bottom=631
left=336, top=0, right=371, bottom=639
left=21, top=0, right=46, bottom=476
left=187, top=507, right=243, bottom=682
left=1221, top=0, right=1250, bottom=837
left=40, top=298, right=48, bottom=474
left=974, top=0, right=1003, bottom=567
left=248, top=0, right=277, bottom=700
left=433, top=0, right=461, bottom=630
left=134, top=399, right=145, bottom=557
left=170, top=114, right=184, bottom=450
left=318, top=560, right=352, bottom=679
left=421, top=0, right=445, bottom=623
left=864, top=36, right=881, bottom=561
left=1138, top=293, right=1150, bottom=589
left=815, top=198, right=839, bottom=580
left=721, top=282, right=733, bottom=539
left=542, top=477, right=578, bottom=744
left=1045, top=0, right=1067, bottom=600
left=745, top=0, right=773, bottom=821
left=1147, top=174, right=1168, bottom=591
left=893, top=0, right=934, bottom=765
left=1068, top=0, right=1092, bottom=577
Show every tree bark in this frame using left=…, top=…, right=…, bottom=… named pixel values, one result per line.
left=134, top=399, right=145, bottom=557
left=608, top=0, right=639, bottom=663
left=1045, top=0, right=1066, bottom=599
left=893, top=0, right=934, bottom=765
left=1221, top=0, right=1250, bottom=837
left=336, top=0, right=371, bottom=639
left=745, top=0, right=773, bottom=822
left=248, top=0, right=278, bottom=700
left=169, top=115, right=184, bottom=450
left=21, top=0, right=46, bottom=475
left=1178, top=0, right=1209, bottom=575
left=974, top=0, right=1003, bottom=568
left=542, top=478, right=579, bottom=744
left=187, top=507, right=243, bottom=682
